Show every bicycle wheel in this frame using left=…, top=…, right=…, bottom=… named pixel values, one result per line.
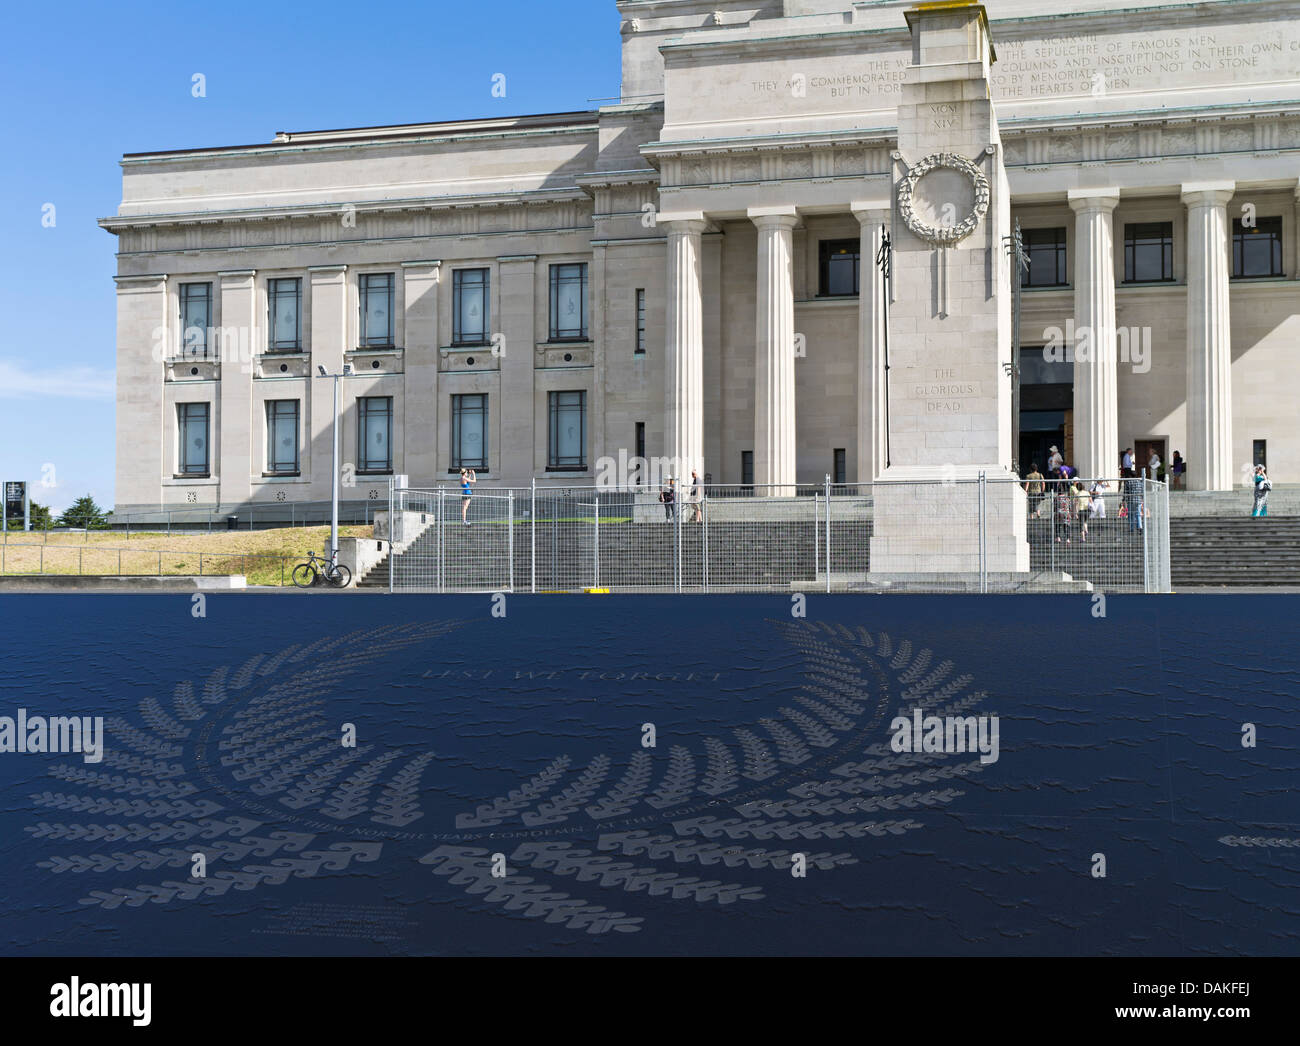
left=291, top=563, right=317, bottom=588
left=327, top=564, right=352, bottom=588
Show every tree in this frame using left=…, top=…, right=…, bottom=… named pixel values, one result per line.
left=57, top=495, right=108, bottom=529
left=28, top=501, right=53, bottom=529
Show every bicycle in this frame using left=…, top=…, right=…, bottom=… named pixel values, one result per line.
left=291, top=550, right=352, bottom=589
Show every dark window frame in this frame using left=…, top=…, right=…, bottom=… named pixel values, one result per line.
left=741, top=450, right=754, bottom=488
left=179, top=282, right=212, bottom=358
left=267, top=277, right=302, bottom=352
left=356, top=395, right=393, bottom=474
left=547, top=390, right=587, bottom=471
left=1232, top=216, right=1284, bottom=279
left=1123, top=221, right=1174, bottom=284
left=635, top=288, right=646, bottom=355
left=359, top=273, right=395, bottom=348
left=450, top=393, right=489, bottom=471
left=177, top=402, right=210, bottom=476
left=452, top=268, right=491, bottom=346
left=548, top=263, right=589, bottom=342
left=265, top=399, right=300, bottom=475
left=1022, top=227, right=1069, bottom=287
left=833, top=448, right=847, bottom=484
left=818, top=239, right=860, bottom=297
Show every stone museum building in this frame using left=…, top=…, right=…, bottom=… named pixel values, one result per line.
left=103, top=0, right=1300, bottom=515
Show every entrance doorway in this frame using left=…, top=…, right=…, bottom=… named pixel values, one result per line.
left=1134, top=438, right=1167, bottom=482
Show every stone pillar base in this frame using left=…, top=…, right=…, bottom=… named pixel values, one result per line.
left=870, top=466, right=1029, bottom=575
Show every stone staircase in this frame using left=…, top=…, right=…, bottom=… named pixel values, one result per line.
left=1170, top=517, right=1300, bottom=587
left=358, top=517, right=1153, bottom=591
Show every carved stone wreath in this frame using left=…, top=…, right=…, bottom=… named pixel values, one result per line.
left=897, top=151, right=990, bottom=246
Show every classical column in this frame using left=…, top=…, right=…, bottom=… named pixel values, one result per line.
left=114, top=274, right=169, bottom=513
left=401, top=260, right=441, bottom=485
left=308, top=265, right=348, bottom=498
left=1067, top=188, right=1120, bottom=479
left=852, top=201, right=890, bottom=483
left=1182, top=182, right=1235, bottom=491
left=661, top=213, right=707, bottom=480
left=217, top=269, right=256, bottom=508
left=749, top=207, right=798, bottom=493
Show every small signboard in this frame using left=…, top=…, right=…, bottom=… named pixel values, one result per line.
left=4, top=481, right=27, bottom=532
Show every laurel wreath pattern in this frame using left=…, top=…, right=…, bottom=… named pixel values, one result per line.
left=897, top=151, right=990, bottom=246
left=23, top=618, right=996, bottom=940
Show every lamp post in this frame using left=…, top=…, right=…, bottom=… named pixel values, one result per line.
left=316, top=363, right=352, bottom=567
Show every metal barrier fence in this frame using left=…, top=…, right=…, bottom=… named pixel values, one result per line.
left=381, top=477, right=1170, bottom=594
left=84, top=499, right=387, bottom=535
left=0, top=543, right=297, bottom=586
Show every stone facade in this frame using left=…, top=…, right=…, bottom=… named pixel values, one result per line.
left=103, top=0, right=1300, bottom=514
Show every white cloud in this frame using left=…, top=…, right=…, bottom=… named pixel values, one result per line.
left=0, top=359, right=113, bottom=400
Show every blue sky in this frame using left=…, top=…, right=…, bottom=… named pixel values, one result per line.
left=0, top=0, right=619, bottom=514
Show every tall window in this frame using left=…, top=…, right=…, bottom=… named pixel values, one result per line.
left=357, top=396, right=392, bottom=473
left=635, top=289, right=647, bottom=355
left=268, top=278, right=301, bottom=352
left=635, top=422, right=646, bottom=463
left=452, top=269, right=490, bottom=345
left=265, top=400, right=300, bottom=475
left=741, top=451, right=754, bottom=489
left=359, top=273, right=394, bottom=347
left=179, top=283, right=212, bottom=357
left=178, top=403, right=210, bottom=475
left=548, top=390, right=587, bottom=469
left=833, top=448, right=846, bottom=484
left=1232, top=216, right=1283, bottom=278
left=451, top=394, right=488, bottom=470
left=549, top=263, right=588, bottom=341
left=1123, top=222, right=1174, bottom=283
left=819, top=240, right=860, bottom=297
left=1023, top=227, right=1068, bottom=287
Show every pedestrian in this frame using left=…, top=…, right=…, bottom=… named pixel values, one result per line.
left=1171, top=451, right=1185, bottom=490
left=1073, top=480, right=1091, bottom=542
left=659, top=476, right=676, bottom=521
left=1054, top=483, right=1073, bottom=543
left=1047, top=445, right=1063, bottom=474
left=1148, top=447, right=1162, bottom=482
left=1122, top=468, right=1144, bottom=532
left=1089, top=477, right=1109, bottom=530
left=1024, top=463, right=1046, bottom=518
left=1122, top=447, right=1134, bottom=472
left=459, top=467, right=476, bottom=525
left=1252, top=464, right=1272, bottom=517
left=689, top=469, right=704, bottom=523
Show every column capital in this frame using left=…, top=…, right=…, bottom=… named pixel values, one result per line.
left=851, top=198, right=892, bottom=223
left=1181, top=181, right=1235, bottom=207
left=657, top=210, right=710, bottom=234
left=748, top=205, right=800, bottom=230
left=1067, top=188, right=1121, bottom=213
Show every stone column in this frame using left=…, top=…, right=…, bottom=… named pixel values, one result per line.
left=852, top=201, right=890, bottom=483
left=217, top=269, right=256, bottom=508
left=749, top=207, right=799, bottom=493
left=114, top=274, right=168, bottom=514
left=497, top=254, right=536, bottom=481
left=308, top=265, right=348, bottom=499
left=401, top=260, right=441, bottom=485
left=1067, top=188, right=1120, bottom=480
left=661, top=213, right=707, bottom=480
left=1182, top=182, right=1235, bottom=491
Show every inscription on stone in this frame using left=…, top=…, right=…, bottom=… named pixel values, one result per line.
left=912, top=368, right=980, bottom=414
left=728, top=24, right=1300, bottom=114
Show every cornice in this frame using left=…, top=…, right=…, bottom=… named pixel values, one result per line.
left=99, top=187, right=592, bottom=233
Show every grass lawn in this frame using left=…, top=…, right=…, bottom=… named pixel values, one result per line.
left=0, top=525, right=371, bottom=586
